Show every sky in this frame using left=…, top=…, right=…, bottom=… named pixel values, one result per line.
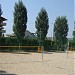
left=0, top=0, right=74, bottom=38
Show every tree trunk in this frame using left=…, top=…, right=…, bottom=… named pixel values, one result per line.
left=19, top=42, right=20, bottom=51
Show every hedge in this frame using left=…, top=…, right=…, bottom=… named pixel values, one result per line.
left=69, top=40, right=75, bottom=50
left=0, top=37, right=55, bottom=52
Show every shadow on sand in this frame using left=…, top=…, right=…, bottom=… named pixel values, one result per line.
left=0, top=51, right=31, bottom=55
left=44, top=52, right=53, bottom=54
left=0, top=70, right=17, bottom=75
left=11, top=52, right=31, bottom=55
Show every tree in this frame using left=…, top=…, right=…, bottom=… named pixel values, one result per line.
left=0, top=5, right=2, bottom=16
left=54, top=16, right=68, bottom=51
left=73, top=21, right=75, bottom=40
left=35, top=7, right=49, bottom=46
left=13, top=0, right=27, bottom=50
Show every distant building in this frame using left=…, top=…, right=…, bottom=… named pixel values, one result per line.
left=0, top=5, right=7, bottom=37
left=25, top=30, right=35, bottom=38
left=6, top=30, right=36, bottom=38
left=0, top=16, right=7, bottom=37
left=6, top=33, right=15, bottom=37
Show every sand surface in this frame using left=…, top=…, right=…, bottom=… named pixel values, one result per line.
left=0, top=51, right=74, bottom=75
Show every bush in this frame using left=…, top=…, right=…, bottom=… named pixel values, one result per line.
left=69, top=41, right=75, bottom=50
left=44, top=40, right=55, bottom=51
left=0, top=37, right=55, bottom=52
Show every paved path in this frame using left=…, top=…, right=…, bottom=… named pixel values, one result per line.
left=0, top=52, right=74, bottom=75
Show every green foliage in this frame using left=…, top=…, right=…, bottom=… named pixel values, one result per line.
left=0, top=37, right=55, bottom=52
left=73, top=21, right=75, bottom=39
left=35, top=7, right=49, bottom=46
left=0, top=37, right=5, bottom=46
left=73, top=30, right=75, bottom=40
left=69, top=41, right=75, bottom=50
left=0, top=5, right=2, bottom=16
left=54, top=16, right=68, bottom=51
left=44, top=40, right=55, bottom=51
left=13, top=0, right=27, bottom=42
left=73, top=30, right=75, bottom=36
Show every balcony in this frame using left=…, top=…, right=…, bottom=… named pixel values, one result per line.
left=0, top=30, right=6, bottom=33
left=0, top=23, right=6, bottom=26
left=0, top=27, right=4, bottom=29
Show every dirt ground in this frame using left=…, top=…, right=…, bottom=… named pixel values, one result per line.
left=0, top=51, right=74, bottom=75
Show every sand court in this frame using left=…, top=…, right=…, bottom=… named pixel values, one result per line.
left=0, top=51, right=74, bottom=75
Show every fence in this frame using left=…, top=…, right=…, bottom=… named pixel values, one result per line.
left=0, top=37, right=55, bottom=51
left=0, top=46, right=43, bottom=52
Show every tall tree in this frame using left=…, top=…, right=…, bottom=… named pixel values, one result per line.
left=35, top=7, right=49, bottom=46
left=13, top=0, right=27, bottom=49
left=0, top=5, right=2, bottom=16
left=54, top=16, right=68, bottom=51
left=73, top=21, right=75, bottom=40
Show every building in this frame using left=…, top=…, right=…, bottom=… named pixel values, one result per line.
left=6, top=30, right=36, bottom=38
left=6, top=33, right=15, bottom=37
left=25, top=30, right=35, bottom=38
left=0, top=5, right=7, bottom=37
left=0, top=16, right=7, bottom=37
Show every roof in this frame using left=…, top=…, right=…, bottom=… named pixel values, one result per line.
left=25, top=30, right=35, bottom=38
left=0, top=16, right=7, bottom=22
left=6, top=30, right=36, bottom=38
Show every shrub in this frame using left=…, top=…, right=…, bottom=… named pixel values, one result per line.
left=0, top=37, right=55, bottom=52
